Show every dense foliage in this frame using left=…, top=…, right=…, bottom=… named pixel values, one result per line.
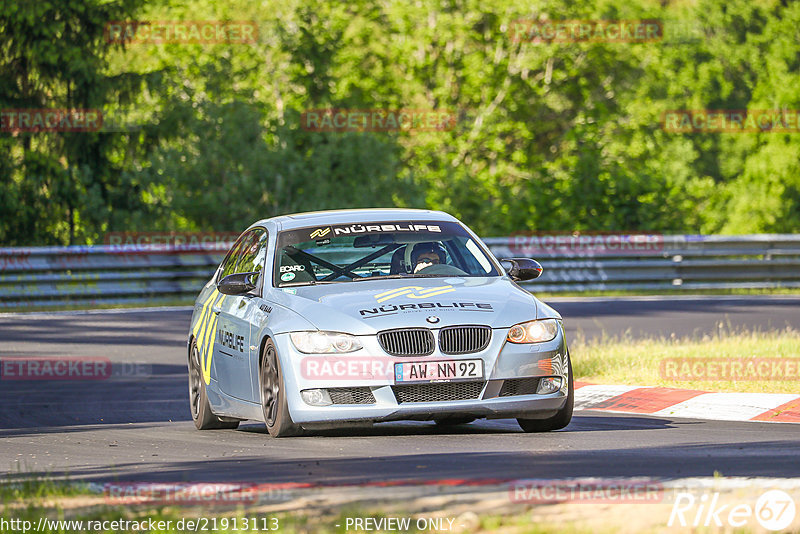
left=1, top=0, right=799, bottom=245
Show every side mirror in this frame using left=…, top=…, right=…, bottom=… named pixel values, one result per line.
left=500, top=258, right=543, bottom=282
left=217, top=271, right=260, bottom=295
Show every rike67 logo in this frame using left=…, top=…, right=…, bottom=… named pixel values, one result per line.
left=669, top=489, right=796, bottom=531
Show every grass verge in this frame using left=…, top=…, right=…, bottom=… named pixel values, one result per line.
left=5, top=477, right=796, bottom=533
left=0, top=477, right=575, bottom=534
left=534, top=287, right=800, bottom=299
left=572, top=327, right=800, bottom=393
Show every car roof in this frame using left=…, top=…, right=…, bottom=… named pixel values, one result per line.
left=252, top=208, right=459, bottom=231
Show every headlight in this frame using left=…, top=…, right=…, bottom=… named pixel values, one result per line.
left=506, top=319, right=559, bottom=343
left=289, top=331, right=362, bottom=353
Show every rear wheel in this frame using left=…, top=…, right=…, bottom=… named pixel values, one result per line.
left=188, top=340, right=239, bottom=430
left=517, top=357, right=574, bottom=433
left=260, top=339, right=303, bottom=437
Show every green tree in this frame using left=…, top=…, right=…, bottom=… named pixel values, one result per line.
left=0, top=0, right=156, bottom=245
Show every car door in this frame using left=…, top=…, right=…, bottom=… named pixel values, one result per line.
left=214, top=228, right=268, bottom=402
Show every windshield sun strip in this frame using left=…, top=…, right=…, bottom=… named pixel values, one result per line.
left=272, top=221, right=501, bottom=287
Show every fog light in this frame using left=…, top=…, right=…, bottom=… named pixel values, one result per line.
left=301, top=388, right=332, bottom=406
left=537, top=377, right=562, bottom=394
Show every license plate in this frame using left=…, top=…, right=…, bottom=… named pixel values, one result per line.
left=394, top=359, right=483, bottom=383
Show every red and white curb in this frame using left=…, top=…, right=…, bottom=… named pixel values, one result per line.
left=574, top=383, right=800, bottom=423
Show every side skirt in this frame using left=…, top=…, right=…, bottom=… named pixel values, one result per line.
left=206, top=380, right=263, bottom=421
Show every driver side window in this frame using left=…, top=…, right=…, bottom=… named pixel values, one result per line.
left=217, top=228, right=268, bottom=283
left=235, top=228, right=269, bottom=276
left=218, top=236, right=246, bottom=281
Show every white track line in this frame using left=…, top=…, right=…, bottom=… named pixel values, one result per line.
left=652, top=392, right=800, bottom=421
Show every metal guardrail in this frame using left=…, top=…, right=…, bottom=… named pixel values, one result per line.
left=0, top=245, right=229, bottom=309
left=1, top=234, right=799, bottom=308
left=488, top=234, right=800, bottom=292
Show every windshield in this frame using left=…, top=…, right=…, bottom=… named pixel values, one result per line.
left=273, top=220, right=500, bottom=287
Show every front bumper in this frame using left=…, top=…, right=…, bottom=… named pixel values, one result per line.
left=273, top=326, right=570, bottom=425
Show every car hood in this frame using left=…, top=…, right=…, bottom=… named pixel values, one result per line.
left=268, top=277, right=557, bottom=335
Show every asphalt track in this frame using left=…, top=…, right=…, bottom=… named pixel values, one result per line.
left=1, top=296, right=800, bottom=484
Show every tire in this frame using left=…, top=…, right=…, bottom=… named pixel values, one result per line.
left=188, top=340, right=239, bottom=430
left=517, top=356, right=574, bottom=433
left=434, top=416, right=476, bottom=426
left=260, top=339, right=303, bottom=437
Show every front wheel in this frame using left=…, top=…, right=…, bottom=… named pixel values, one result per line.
left=188, top=340, right=239, bottom=430
left=517, top=356, right=574, bottom=433
left=260, top=339, right=303, bottom=437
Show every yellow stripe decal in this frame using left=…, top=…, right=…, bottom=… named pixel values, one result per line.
left=203, top=314, right=218, bottom=385
left=192, top=300, right=206, bottom=338
left=194, top=295, right=213, bottom=353
left=192, top=289, right=220, bottom=385
left=374, top=286, right=424, bottom=303
left=407, top=287, right=455, bottom=299
left=417, top=286, right=453, bottom=295
left=199, top=290, right=221, bottom=385
left=193, top=290, right=217, bottom=338
left=374, top=285, right=455, bottom=303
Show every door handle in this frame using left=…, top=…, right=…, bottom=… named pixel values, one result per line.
left=211, top=306, right=221, bottom=315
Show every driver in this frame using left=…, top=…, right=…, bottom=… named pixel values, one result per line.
left=410, top=242, right=447, bottom=273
